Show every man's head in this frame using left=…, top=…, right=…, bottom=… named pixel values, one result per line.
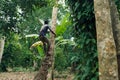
left=44, top=20, right=49, bottom=24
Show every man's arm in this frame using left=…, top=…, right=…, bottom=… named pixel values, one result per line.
left=48, top=27, right=56, bottom=37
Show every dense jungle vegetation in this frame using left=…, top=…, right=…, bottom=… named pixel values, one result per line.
left=0, top=0, right=120, bottom=80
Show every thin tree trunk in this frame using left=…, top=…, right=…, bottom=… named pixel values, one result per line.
left=0, top=37, right=5, bottom=63
left=109, top=1, right=120, bottom=79
left=49, top=6, right=58, bottom=80
left=94, top=0, right=119, bottom=80
left=34, top=54, right=52, bottom=80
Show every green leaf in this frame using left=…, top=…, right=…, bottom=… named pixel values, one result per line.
left=37, top=46, right=44, bottom=58
left=74, top=2, right=80, bottom=12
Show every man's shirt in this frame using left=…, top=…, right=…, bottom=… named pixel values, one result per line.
left=39, top=25, right=50, bottom=36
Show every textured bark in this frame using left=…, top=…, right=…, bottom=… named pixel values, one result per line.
left=110, top=0, right=120, bottom=55
left=48, top=6, right=58, bottom=80
left=0, top=37, right=5, bottom=63
left=109, top=1, right=120, bottom=79
left=34, top=3, right=58, bottom=80
left=34, top=54, right=52, bottom=80
left=94, top=0, right=119, bottom=80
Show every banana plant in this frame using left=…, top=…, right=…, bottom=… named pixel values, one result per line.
left=27, top=34, right=76, bottom=57
left=55, top=36, right=76, bottom=47
left=26, top=34, right=44, bottom=59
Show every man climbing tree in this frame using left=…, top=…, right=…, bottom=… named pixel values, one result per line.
left=39, top=20, right=56, bottom=55
left=34, top=5, right=58, bottom=80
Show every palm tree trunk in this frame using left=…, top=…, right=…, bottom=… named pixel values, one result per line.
left=94, top=0, right=119, bottom=80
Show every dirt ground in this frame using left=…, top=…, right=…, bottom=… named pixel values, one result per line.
left=0, top=72, right=73, bottom=80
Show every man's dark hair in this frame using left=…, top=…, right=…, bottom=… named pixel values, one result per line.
left=44, top=20, right=49, bottom=24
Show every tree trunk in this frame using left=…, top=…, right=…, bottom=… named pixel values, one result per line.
left=94, top=0, right=119, bottom=80
left=49, top=5, right=58, bottom=80
left=109, top=0, right=120, bottom=79
left=34, top=1, right=58, bottom=80
left=0, top=37, right=5, bottom=63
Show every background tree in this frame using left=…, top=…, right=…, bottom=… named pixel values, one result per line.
left=0, top=37, right=5, bottom=63
left=110, top=0, right=120, bottom=78
left=94, top=0, right=119, bottom=80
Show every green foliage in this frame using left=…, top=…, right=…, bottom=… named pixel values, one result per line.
left=56, top=13, right=71, bottom=36
left=55, top=47, right=67, bottom=72
left=115, top=0, right=120, bottom=16
left=0, top=0, right=18, bottom=34
left=37, top=46, right=44, bottom=58
left=0, top=33, right=22, bottom=71
left=0, top=0, right=48, bottom=35
left=19, top=6, right=52, bottom=35
left=65, top=0, right=98, bottom=80
left=14, top=0, right=49, bottom=17
left=0, top=0, right=52, bottom=72
left=54, top=35, right=76, bottom=72
left=0, top=33, right=42, bottom=72
left=30, top=40, right=45, bottom=59
left=55, top=36, right=76, bottom=47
